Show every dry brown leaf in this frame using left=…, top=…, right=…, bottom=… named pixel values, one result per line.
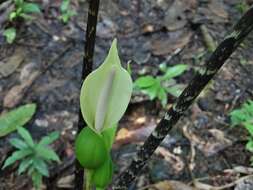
left=150, top=180, right=195, bottom=190
left=208, top=1, right=228, bottom=19
left=193, top=180, right=215, bottom=190
left=151, top=32, right=192, bottom=56
left=0, top=48, right=26, bottom=78
left=3, top=71, right=39, bottom=108
left=152, top=181, right=173, bottom=190
left=57, top=175, right=74, bottom=189
left=114, top=121, right=156, bottom=148
left=116, top=128, right=133, bottom=141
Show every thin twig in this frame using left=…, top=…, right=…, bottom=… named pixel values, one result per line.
left=75, top=0, right=100, bottom=189
left=112, top=6, right=253, bottom=190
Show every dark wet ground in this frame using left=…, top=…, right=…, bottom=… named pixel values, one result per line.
left=1, top=0, right=253, bottom=189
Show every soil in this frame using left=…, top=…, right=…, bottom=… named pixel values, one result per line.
left=1, top=0, right=253, bottom=189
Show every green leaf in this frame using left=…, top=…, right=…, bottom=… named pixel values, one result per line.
left=141, top=81, right=160, bottom=100
left=102, top=125, right=117, bottom=150
left=22, top=3, right=41, bottom=13
left=0, top=103, right=36, bottom=137
left=59, top=10, right=76, bottom=23
left=96, top=188, right=105, bottom=190
left=18, top=157, right=33, bottom=174
left=158, top=88, right=167, bottom=107
left=166, top=84, right=184, bottom=97
left=28, top=165, right=35, bottom=175
left=60, top=0, right=70, bottom=13
left=236, top=2, right=249, bottom=14
left=3, top=28, right=16, bottom=44
left=36, top=145, right=60, bottom=163
left=60, top=14, right=69, bottom=23
left=38, top=131, right=59, bottom=146
left=14, top=0, right=24, bottom=7
left=59, top=0, right=77, bottom=23
left=251, top=157, right=253, bottom=166
left=230, top=100, right=253, bottom=126
left=16, top=7, right=22, bottom=15
left=127, top=61, right=132, bottom=75
left=244, top=122, right=253, bottom=136
left=9, top=12, right=17, bottom=21
left=92, top=155, right=113, bottom=188
left=33, top=158, right=49, bottom=177
left=244, top=100, right=253, bottom=114
left=230, top=110, right=248, bottom=126
left=9, top=138, right=28, bottom=149
left=246, top=140, right=253, bottom=152
left=134, top=76, right=156, bottom=88
left=2, top=148, right=32, bottom=169
left=17, top=127, right=34, bottom=147
left=80, top=39, right=133, bottom=132
left=19, top=13, right=33, bottom=20
left=161, top=64, right=188, bottom=80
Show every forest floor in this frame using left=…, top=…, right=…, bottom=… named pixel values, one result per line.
left=1, top=0, right=253, bottom=189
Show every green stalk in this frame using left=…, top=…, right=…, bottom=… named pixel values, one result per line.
left=84, top=170, right=93, bottom=190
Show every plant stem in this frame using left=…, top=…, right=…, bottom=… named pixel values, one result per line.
left=75, top=0, right=100, bottom=189
left=84, top=170, right=92, bottom=190
left=112, top=6, right=253, bottom=190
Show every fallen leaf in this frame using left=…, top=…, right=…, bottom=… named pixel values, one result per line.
left=0, top=48, right=26, bottom=78
left=19, top=62, right=38, bottom=82
left=150, top=180, right=195, bottom=190
left=208, top=1, right=228, bottom=19
left=152, top=181, right=174, bottom=190
left=151, top=32, right=192, bottom=56
left=114, top=121, right=156, bottom=148
left=57, top=175, right=74, bottom=189
left=3, top=71, right=39, bottom=108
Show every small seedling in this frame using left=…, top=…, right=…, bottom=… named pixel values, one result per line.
left=0, top=103, right=36, bottom=137
left=230, top=100, right=253, bottom=164
left=3, top=27, right=16, bottom=44
left=3, top=0, right=40, bottom=43
left=235, top=1, right=249, bottom=14
left=239, top=57, right=248, bottom=65
left=59, top=0, right=76, bottom=24
left=9, top=0, right=41, bottom=21
left=75, top=39, right=133, bottom=190
left=134, top=64, right=188, bottom=107
left=2, top=127, right=60, bottom=189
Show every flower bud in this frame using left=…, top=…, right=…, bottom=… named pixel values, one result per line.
left=92, top=155, right=113, bottom=188
left=75, top=127, right=107, bottom=169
